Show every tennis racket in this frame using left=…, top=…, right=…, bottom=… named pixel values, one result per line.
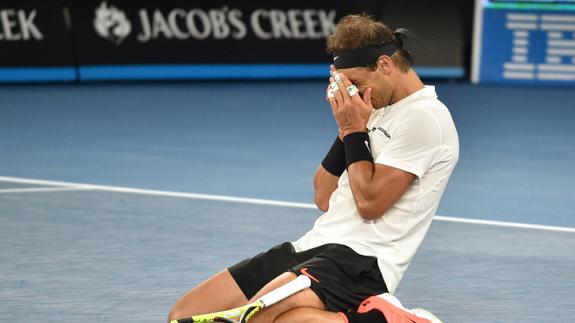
left=171, top=275, right=312, bottom=323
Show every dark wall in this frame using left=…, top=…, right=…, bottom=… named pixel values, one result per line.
left=377, top=0, right=474, bottom=74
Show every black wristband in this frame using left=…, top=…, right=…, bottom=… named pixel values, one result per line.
left=321, top=136, right=347, bottom=176
left=343, top=132, right=374, bottom=168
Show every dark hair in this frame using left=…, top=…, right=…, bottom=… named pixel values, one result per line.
left=326, top=14, right=412, bottom=72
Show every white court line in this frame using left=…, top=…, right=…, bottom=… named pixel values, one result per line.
left=0, top=176, right=574, bottom=234
left=0, top=176, right=314, bottom=209
left=434, top=216, right=575, bottom=234
left=0, top=187, right=90, bottom=194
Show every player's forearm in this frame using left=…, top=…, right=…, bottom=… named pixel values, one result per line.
left=348, top=162, right=416, bottom=221
left=346, top=161, right=384, bottom=220
left=313, top=165, right=339, bottom=212
left=314, top=135, right=346, bottom=212
left=341, top=132, right=384, bottom=220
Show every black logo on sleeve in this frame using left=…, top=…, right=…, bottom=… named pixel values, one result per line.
left=368, top=127, right=391, bottom=139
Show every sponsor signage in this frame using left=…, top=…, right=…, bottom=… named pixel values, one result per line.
left=472, top=0, right=575, bottom=84
left=0, top=1, right=466, bottom=82
left=64, top=0, right=368, bottom=80
left=0, top=0, right=75, bottom=82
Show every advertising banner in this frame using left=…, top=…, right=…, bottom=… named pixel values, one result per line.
left=64, top=0, right=378, bottom=80
left=473, top=1, right=575, bottom=85
left=0, top=1, right=466, bottom=82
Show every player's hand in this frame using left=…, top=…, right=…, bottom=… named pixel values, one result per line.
left=326, top=66, right=344, bottom=140
left=327, top=68, right=373, bottom=138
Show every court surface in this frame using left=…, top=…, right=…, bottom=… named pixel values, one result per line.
left=1, top=81, right=574, bottom=322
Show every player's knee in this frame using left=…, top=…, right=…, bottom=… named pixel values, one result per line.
left=167, top=302, right=188, bottom=323
left=166, top=306, right=178, bottom=322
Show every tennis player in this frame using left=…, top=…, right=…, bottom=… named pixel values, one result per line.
left=168, top=14, right=459, bottom=323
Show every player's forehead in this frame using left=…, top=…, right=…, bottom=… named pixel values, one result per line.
left=338, top=67, right=370, bottom=82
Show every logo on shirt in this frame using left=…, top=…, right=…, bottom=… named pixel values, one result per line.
left=368, top=127, right=391, bottom=139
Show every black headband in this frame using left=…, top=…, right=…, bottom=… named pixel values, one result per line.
left=332, top=28, right=420, bottom=69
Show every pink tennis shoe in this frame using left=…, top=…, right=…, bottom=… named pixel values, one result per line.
left=356, top=293, right=443, bottom=323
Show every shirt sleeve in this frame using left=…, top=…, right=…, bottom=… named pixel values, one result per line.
left=375, top=109, right=442, bottom=178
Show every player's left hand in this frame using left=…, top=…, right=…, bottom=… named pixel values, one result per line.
left=328, top=70, right=373, bottom=138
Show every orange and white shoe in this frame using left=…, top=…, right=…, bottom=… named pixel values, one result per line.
left=356, top=293, right=443, bottom=323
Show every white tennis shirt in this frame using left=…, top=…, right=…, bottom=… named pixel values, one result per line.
left=292, top=86, right=459, bottom=293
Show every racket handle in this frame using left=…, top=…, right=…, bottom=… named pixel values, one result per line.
left=259, top=275, right=311, bottom=307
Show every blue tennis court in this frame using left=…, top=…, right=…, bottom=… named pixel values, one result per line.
left=1, top=81, right=574, bottom=322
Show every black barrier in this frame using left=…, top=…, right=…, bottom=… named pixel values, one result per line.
left=0, top=0, right=76, bottom=82
left=0, top=0, right=466, bottom=82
